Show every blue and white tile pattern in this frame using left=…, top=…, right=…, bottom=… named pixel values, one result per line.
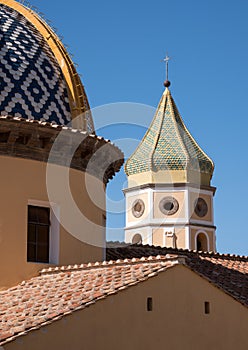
left=0, top=4, right=71, bottom=125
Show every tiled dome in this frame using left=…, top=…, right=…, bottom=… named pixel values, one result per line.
left=0, top=4, right=71, bottom=125
left=125, top=88, right=214, bottom=177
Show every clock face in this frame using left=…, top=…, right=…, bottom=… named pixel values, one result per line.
left=159, top=196, right=179, bottom=215
left=132, top=199, right=145, bottom=218
left=194, top=198, right=208, bottom=217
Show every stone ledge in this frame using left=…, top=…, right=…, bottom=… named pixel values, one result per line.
left=0, top=116, right=124, bottom=184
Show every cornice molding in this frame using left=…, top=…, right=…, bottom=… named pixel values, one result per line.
left=123, top=182, right=216, bottom=194
left=0, top=116, right=124, bottom=184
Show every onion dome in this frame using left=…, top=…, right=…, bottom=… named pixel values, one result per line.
left=125, top=87, right=214, bottom=185
left=0, top=1, right=94, bottom=132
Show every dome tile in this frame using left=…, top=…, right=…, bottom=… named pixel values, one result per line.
left=125, top=88, right=214, bottom=177
left=0, top=4, right=71, bottom=125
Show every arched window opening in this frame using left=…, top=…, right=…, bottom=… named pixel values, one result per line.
left=196, top=232, right=208, bottom=252
left=132, top=233, right=143, bottom=245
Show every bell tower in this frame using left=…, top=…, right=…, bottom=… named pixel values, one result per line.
left=124, top=69, right=216, bottom=252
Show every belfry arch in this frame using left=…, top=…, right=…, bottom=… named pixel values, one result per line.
left=196, top=232, right=209, bottom=252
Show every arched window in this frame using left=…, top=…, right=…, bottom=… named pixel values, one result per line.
left=196, top=232, right=208, bottom=252
left=132, top=233, right=143, bottom=245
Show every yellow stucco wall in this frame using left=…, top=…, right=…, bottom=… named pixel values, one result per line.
left=125, top=227, right=151, bottom=245
left=127, top=170, right=211, bottom=187
left=152, top=227, right=186, bottom=248
left=127, top=170, right=188, bottom=186
left=174, top=227, right=186, bottom=248
left=152, top=228, right=164, bottom=246
left=0, top=156, right=105, bottom=289
left=4, top=265, right=248, bottom=350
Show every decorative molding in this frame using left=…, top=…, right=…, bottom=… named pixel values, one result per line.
left=0, top=116, right=124, bottom=184
left=132, top=199, right=145, bottom=218
left=159, top=196, right=179, bottom=215
left=188, top=223, right=216, bottom=229
left=123, top=183, right=216, bottom=194
left=125, top=222, right=216, bottom=230
left=194, top=197, right=208, bottom=218
left=185, top=226, right=190, bottom=250
left=194, top=229, right=210, bottom=252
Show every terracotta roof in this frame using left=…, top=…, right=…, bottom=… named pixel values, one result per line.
left=0, top=247, right=247, bottom=345
left=107, top=244, right=248, bottom=307
left=106, top=242, right=248, bottom=261
left=125, top=88, right=214, bottom=176
left=0, top=255, right=181, bottom=345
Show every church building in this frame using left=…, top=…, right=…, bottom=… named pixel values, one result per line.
left=0, top=1, right=247, bottom=350
left=124, top=78, right=216, bottom=252
left=0, top=0, right=123, bottom=289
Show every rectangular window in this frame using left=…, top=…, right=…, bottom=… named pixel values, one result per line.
left=147, top=297, right=153, bottom=311
left=204, top=301, right=210, bottom=314
left=27, top=205, right=50, bottom=263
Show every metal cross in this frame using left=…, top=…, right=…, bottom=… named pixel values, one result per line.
left=163, top=54, right=170, bottom=81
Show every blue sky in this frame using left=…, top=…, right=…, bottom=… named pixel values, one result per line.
left=29, top=0, right=248, bottom=255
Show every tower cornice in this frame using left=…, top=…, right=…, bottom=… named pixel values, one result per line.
left=123, top=182, right=216, bottom=194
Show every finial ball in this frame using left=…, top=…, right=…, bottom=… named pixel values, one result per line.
left=164, top=80, right=171, bottom=88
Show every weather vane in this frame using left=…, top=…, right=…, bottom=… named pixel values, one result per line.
left=162, top=54, right=171, bottom=88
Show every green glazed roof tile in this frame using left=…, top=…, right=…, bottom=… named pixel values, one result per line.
left=125, top=88, right=214, bottom=176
